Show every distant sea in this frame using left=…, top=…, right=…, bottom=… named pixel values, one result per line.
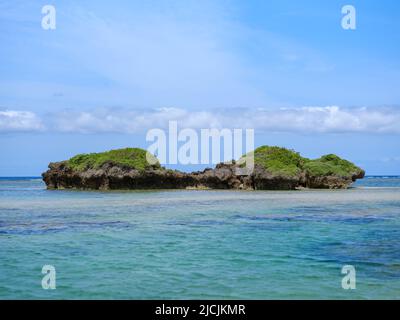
left=0, top=177, right=399, bottom=299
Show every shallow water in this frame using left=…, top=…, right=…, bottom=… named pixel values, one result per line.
left=0, top=177, right=399, bottom=299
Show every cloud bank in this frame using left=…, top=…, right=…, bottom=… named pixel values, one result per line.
left=1, top=106, right=400, bottom=134
left=0, top=110, right=44, bottom=133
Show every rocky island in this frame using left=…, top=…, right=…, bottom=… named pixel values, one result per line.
left=42, top=146, right=365, bottom=190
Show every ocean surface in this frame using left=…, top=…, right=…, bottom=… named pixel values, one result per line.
left=0, top=176, right=399, bottom=299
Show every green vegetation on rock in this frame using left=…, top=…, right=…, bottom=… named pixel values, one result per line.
left=66, top=148, right=160, bottom=171
left=249, top=146, right=305, bottom=177
left=65, top=145, right=363, bottom=179
left=303, top=154, right=363, bottom=177
left=242, top=146, right=363, bottom=178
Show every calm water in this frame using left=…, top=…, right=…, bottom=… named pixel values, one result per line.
left=0, top=177, right=399, bottom=299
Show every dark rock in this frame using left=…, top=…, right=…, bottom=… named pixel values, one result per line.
left=42, top=160, right=365, bottom=191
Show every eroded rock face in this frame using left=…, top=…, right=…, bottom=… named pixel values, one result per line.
left=304, top=170, right=365, bottom=189
left=251, top=164, right=301, bottom=190
left=43, top=161, right=194, bottom=190
left=42, top=161, right=365, bottom=190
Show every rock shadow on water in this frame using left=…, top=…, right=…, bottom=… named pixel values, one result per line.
left=231, top=210, right=388, bottom=225
left=0, top=220, right=134, bottom=235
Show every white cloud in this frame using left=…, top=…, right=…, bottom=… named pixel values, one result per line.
left=3, top=106, right=400, bottom=134
left=0, top=106, right=400, bottom=134
left=247, top=106, right=400, bottom=133
left=0, top=110, right=44, bottom=133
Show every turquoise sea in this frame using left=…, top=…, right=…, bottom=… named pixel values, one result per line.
left=0, top=177, right=399, bottom=299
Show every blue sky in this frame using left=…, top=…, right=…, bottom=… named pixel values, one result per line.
left=1, top=0, right=400, bottom=175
